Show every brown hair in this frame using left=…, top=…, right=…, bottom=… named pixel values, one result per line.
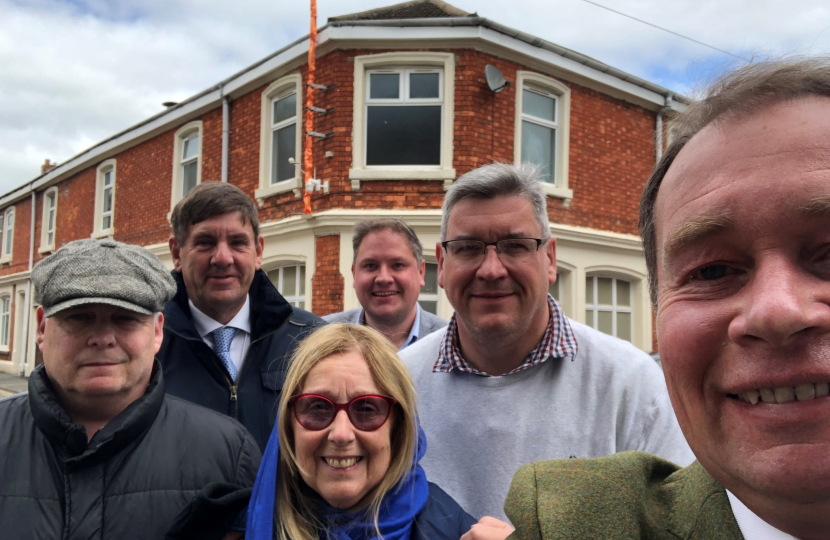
left=170, top=182, right=260, bottom=244
left=639, top=56, right=830, bottom=307
left=275, top=323, right=419, bottom=540
left=352, top=218, right=423, bottom=263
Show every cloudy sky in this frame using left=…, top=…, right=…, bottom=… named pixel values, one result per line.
left=1, top=0, right=829, bottom=194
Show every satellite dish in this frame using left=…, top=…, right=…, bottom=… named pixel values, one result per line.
left=485, top=65, right=511, bottom=93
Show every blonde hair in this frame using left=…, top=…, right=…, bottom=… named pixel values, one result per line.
left=275, top=323, right=419, bottom=540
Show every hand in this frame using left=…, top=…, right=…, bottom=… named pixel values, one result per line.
left=460, top=516, right=515, bottom=540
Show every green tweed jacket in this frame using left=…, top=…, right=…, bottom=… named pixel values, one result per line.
left=504, top=451, right=744, bottom=540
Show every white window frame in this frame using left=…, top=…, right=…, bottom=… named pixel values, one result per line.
left=0, top=207, right=14, bottom=263
left=585, top=274, right=633, bottom=342
left=350, top=52, right=456, bottom=189
left=39, top=187, right=58, bottom=253
left=514, top=71, right=572, bottom=201
left=171, top=121, right=203, bottom=209
left=269, top=263, right=306, bottom=309
left=257, top=74, right=303, bottom=201
left=419, top=261, right=440, bottom=315
left=0, top=295, right=10, bottom=352
left=93, top=159, right=116, bottom=238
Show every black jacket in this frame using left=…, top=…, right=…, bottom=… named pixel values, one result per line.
left=412, top=483, right=477, bottom=540
left=0, top=363, right=261, bottom=540
left=159, top=269, right=323, bottom=449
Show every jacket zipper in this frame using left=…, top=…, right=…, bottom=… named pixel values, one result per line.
left=217, top=317, right=291, bottom=419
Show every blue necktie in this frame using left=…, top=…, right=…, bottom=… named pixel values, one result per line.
left=212, top=326, right=238, bottom=381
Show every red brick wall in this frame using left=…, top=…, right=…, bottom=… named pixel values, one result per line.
left=312, top=234, right=343, bottom=315
left=0, top=197, right=33, bottom=277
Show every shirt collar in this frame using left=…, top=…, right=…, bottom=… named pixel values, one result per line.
left=726, top=491, right=798, bottom=540
left=355, top=305, right=422, bottom=351
left=189, top=296, right=251, bottom=339
left=433, top=295, right=577, bottom=375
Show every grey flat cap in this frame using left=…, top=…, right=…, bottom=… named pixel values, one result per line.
left=33, top=238, right=176, bottom=317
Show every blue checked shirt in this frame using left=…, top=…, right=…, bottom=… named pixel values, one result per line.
left=433, top=295, right=578, bottom=375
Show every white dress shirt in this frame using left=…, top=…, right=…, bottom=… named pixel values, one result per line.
left=188, top=297, right=252, bottom=373
left=727, top=491, right=799, bottom=540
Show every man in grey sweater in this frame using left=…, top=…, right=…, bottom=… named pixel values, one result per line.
left=400, top=163, right=693, bottom=524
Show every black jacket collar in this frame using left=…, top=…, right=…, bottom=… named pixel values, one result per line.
left=165, top=269, right=294, bottom=341
left=29, top=361, right=165, bottom=467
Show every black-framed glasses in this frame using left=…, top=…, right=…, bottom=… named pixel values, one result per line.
left=288, top=394, right=397, bottom=431
left=441, top=238, right=546, bottom=265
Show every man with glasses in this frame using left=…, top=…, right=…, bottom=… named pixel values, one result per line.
left=400, top=163, right=692, bottom=523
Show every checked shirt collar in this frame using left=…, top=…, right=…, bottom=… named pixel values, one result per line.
left=433, top=295, right=577, bottom=376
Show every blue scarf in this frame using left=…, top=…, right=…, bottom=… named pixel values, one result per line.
left=246, top=415, right=429, bottom=540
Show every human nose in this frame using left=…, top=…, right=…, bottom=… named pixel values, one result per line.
left=729, top=257, right=830, bottom=347
left=211, top=241, right=233, bottom=267
left=87, top=322, right=117, bottom=348
left=327, top=410, right=356, bottom=445
left=475, top=245, right=509, bottom=280
left=375, top=264, right=393, bottom=283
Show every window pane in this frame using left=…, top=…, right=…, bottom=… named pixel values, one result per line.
left=410, top=73, right=439, bottom=98
left=299, top=265, right=306, bottom=295
left=418, top=300, right=437, bottom=315
left=598, top=310, right=613, bottom=335
left=585, top=308, right=593, bottom=327
left=103, top=188, right=113, bottom=213
left=104, top=170, right=113, bottom=186
left=369, top=73, right=400, bottom=99
left=47, top=231, right=53, bottom=246
left=616, top=280, right=631, bottom=307
left=272, top=123, right=297, bottom=183
left=47, top=209, right=55, bottom=231
left=366, top=105, right=441, bottom=165
left=597, top=277, right=613, bottom=305
left=103, top=215, right=111, bottom=230
left=274, top=93, right=297, bottom=124
left=548, top=281, right=559, bottom=302
left=585, top=277, right=594, bottom=304
left=282, top=266, right=297, bottom=297
left=182, top=161, right=198, bottom=195
left=521, top=120, right=555, bottom=183
left=5, top=229, right=12, bottom=255
left=182, top=136, right=199, bottom=161
left=422, top=263, right=438, bottom=294
left=617, top=312, right=632, bottom=342
left=522, top=89, right=555, bottom=122
left=299, top=301, right=305, bottom=310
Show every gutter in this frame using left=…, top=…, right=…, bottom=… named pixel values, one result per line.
left=655, top=93, right=674, bottom=161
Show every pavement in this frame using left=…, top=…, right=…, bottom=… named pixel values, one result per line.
left=0, top=371, right=28, bottom=397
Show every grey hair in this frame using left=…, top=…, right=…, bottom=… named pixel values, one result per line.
left=352, top=218, right=423, bottom=264
left=440, top=163, right=550, bottom=241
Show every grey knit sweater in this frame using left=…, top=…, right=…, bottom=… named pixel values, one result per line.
left=400, top=320, right=694, bottom=523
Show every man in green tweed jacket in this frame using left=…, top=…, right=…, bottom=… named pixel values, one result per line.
left=505, top=57, right=830, bottom=540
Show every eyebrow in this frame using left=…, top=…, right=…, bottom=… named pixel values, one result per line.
left=662, top=212, right=734, bottom=260
left=800, top=196, right=830, bottom=218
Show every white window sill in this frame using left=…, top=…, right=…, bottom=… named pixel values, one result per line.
left=91, top=229, right=114, bottom=240
left=544, top=185, right=574, bottom=202
left=37, top=245, right=55, bottom=255
left=349, top=168, right=456, bottom=181
left=0, top=346, right=9, bottom=354
left=0, top=256, right=11, bottom=265
left=255, top=178, right=302, bottom=202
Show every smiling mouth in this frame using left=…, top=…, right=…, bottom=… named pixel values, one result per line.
left=323, top=457, right=363, bottom=469
left=732, top=382, right=830, bottom=405
left=372, top=292, right=398, bottom=297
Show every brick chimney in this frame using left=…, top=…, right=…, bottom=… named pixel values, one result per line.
left=41, top=159, right=57, bottom=175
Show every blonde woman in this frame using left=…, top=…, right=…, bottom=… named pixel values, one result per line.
left=245, top=323, right=509, bottom=540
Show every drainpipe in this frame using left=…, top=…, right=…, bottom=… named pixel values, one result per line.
left=222, top=87, right=230, bottom=183
left=655, top=93, right=673, bottom=161
left=21, top=188, right=35, bottom=375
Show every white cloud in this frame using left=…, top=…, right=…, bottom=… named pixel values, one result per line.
left=1, top=0, right=829, bottom=194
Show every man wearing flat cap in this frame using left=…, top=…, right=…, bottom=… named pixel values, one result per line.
left=0, top=238, right=261, bottom=540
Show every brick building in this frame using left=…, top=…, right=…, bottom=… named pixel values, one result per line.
left=0, top=0, right=682, bottom=375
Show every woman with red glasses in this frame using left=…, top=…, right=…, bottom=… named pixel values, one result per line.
left=245, top=323, right=511, bottom=540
